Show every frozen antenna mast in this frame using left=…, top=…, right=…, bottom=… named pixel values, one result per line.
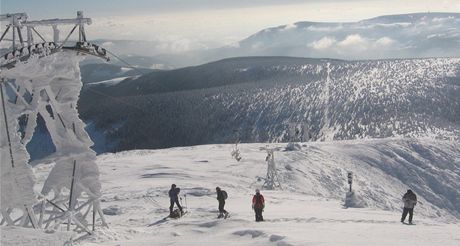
left=0, top=11, right=109, bottom=236
left=231, top=140, right=242, bottom=161
left=263, top=148, right=282, bottom=189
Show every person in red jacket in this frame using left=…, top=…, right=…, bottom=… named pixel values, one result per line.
left=252, top=189, right=265, bottom=222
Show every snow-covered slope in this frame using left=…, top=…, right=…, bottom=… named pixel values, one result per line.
left=79, top=57, right=460, bottom=152
left=27, top=138, right=459, bottom=245
left=79, top=63, right=152, bottom=84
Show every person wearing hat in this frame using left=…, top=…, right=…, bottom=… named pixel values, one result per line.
left=216, top=187, right=229, bottom=218
left=401, top=189, right=417, bottom=224
left=252, top=189, right=265, bottom=222
left=169, top=184, right=183, bottom=216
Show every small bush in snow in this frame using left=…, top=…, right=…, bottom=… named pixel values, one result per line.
left=344, top=191, right=367, bottom=208
left=285, top=142, right=302, bottom=151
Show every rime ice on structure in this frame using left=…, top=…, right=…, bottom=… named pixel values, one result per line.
left=1, top=52, right=105, bottom=228
left=1, top=11, right=107, bottom=232
left=263, top=148, right=282, bottom=190
left=0, top=84, right=37, bottom=212
left=3, top=52, right=102, bottom=197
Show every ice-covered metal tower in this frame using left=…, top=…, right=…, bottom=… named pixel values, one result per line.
left=231, top=141, right=242, bottom=162
left=0, top=11, right=108, bottom=235
left=263, top=148, right=282, bottom=189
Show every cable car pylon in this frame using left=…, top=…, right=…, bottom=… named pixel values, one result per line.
left=0, top=11, right=109, bottom=238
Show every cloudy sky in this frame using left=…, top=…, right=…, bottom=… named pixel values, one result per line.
left=2, top=0, right=460, bottom=52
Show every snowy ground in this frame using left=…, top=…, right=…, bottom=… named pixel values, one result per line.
left=4, top=138, right=460, bottom=245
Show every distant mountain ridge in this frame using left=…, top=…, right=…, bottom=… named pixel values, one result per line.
left=78, top=56, right=460, bottom=152
left=222, top=12, right=460, bottom=62
left=91, top=12, right=460, bottom=68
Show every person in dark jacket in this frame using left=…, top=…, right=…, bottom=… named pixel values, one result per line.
left=216, top=187, right=228, bottom=218
left=401, top=189, right=417, bottom=224
left=169, top=184, right=183, bottom=216
left=252, top=189, right=265, bottom=222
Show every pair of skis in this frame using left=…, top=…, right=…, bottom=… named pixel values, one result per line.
left=149, top=210, right=230, bottom=227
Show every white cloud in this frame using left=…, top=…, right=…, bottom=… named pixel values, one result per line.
left=150, top=63, right=167, bottom=69
left=308, top=36, right=337, bottom=49
left=375, top=22, right=412, bottom=28
left=431, top=16, right=455, bottom=23
left=155, top=37, right=198, bottom=53
left=308, top=35, right=397, bottom=54
left=226, top=42, right=240, bottom=48
left=251, top=42, right=264, bottom=49
left=283, top=23, right=297, bottom=30
left=337, top=34, right=368, bottom=48
left=306, top=25, right=343, bottom=32
left=375, top=37, right=395, bottom=46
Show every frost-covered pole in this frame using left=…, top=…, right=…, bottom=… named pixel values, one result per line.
left=52, top=25, right=59, bottom=43
left=231, top=141, right=242, bottom=161
left=12, top=22, right=16, bottom=49
left=347, top=171, right=353, bottom=192
left=26, top=26, right=33, bottom=45
left=77, top=11, right=85, bottom=42
left=0, top=81, right=15, bottom=167
left=264, top=149, right=281, bottom=189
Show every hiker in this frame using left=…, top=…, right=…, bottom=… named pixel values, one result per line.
left=252, top=189, right=265, bottom=222
left=216, top=187, right=228, bottom=219
left=401, top=189, right=417, bottom=224
left=169, top=184, right=183, bottom=216
left=216, top=187, right=229, bottom=218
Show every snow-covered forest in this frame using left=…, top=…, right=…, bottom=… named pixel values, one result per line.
left=78, top=57, right=460, bottom=152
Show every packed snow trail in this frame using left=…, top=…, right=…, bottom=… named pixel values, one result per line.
left=18, top=137, right=459, bottom=245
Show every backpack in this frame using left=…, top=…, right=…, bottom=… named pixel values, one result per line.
left=222, top=190, right=228, bottom=200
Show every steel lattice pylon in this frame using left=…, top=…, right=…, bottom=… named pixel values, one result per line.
left=0, top=11, right=109, bottom=237
left=263, top=149, right=282, bottom=190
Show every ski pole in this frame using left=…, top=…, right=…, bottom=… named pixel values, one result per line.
left=185, top=194, right=188, bottom=212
